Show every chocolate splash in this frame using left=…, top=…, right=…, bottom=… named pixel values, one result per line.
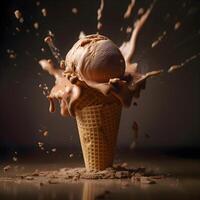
left=44, top=36, right=64, bottom=66
left=97, top=0, right=104, bottom=31
left=39, top=1, right=162, bottom=117
left=123, top=0, right=136, bottom=19
left=120, top=1, right=155, bottom=63
left=168, top=52, right=200, bottom=73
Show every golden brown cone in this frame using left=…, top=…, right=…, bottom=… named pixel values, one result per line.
left=75, top=89, right=121, bottom=171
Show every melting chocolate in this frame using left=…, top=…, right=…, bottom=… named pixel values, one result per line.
left=39, top=1, right=162, bottom=117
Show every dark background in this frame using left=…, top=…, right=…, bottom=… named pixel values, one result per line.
left=0, top=0, right=200, bottom=159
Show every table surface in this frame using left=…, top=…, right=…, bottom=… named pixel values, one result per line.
left=0, top=151, right=200, bottom=200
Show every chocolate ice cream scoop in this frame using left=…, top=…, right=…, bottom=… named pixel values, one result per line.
left=65, top=34, right=125, bottom=83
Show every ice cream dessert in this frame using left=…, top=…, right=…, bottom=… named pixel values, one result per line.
left=39, top=33, right=161, bottom=171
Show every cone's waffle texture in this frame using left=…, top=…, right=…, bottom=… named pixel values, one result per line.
left=75, top=89, right=121, bottom=171
left=74, top=86, right=116, bottom=110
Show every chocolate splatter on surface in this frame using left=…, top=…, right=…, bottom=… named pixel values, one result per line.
left=1, top=165, right=167, bottom=182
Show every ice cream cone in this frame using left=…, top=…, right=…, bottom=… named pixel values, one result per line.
left=75, top=89, right=121, bottom=171
left=40, top=33, right=162, bottom=172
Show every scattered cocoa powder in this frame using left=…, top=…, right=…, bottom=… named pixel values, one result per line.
left=6, top=165, right=166, bottom=184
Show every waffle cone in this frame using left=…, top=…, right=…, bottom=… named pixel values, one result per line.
left=75, top=89, right=121, bottom=171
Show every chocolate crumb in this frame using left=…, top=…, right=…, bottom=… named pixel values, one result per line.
left=115, top=171, right=129, bottom=179
left=140, top=176, right=156, bottom=184
left=48, top=179, right=58, bottom=184
left=25, top=176, right=34, bottom=180
left=3, top=165, right=11, bottom=172
left=40, top=182, right=44, bottom=186
left=133, top=102, right=138, bottom=106
left=32, top=169, right=39, bottom=176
